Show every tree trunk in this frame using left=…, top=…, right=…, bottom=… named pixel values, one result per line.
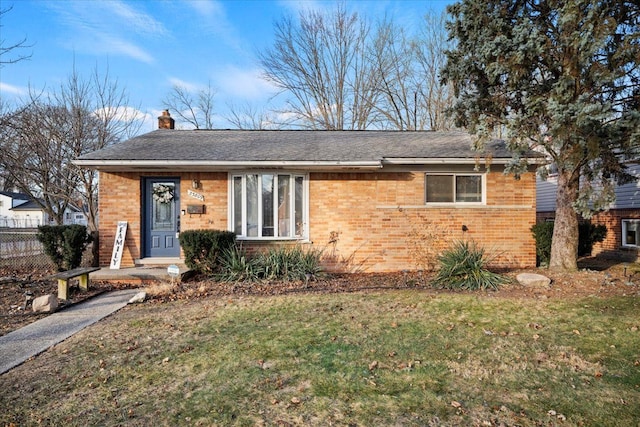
left=549, top=169, right=580, bottom=270
left=90, top=231, right=99, bottom=267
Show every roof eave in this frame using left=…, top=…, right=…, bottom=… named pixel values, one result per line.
left=382, top=157, right=548, bottom=165
left=72, top=159, right=385, bottom=172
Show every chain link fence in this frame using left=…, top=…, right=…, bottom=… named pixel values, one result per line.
left=0, top=228, right=94, bottom=273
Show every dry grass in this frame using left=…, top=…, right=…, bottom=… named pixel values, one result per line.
left=1, top=287, right=639, bottom=426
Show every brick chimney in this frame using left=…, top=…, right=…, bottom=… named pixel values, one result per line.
left=158, top=109, right=175, bottom=129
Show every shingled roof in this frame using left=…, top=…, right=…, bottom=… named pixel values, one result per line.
left=75, top=129, right=539, bottom=171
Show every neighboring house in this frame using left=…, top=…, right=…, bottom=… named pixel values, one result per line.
left=74, top=111, right=542, bottom=273
left=0, top=192, right=41, bottom=228
left=0, top=191, right=88, bottom=228
left=537, top=164, right=640, bottom=261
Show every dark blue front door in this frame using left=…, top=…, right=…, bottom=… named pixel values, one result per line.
left=144, top=178, right=180, bottom=258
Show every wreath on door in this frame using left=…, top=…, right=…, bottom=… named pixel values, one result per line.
left=153, top=184, right=174, bottom=203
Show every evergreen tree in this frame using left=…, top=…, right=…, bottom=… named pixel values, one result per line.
left=442, top=0, right=640, bottom=270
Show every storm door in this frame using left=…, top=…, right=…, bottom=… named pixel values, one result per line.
left=144, top=178, right=180, bottom=257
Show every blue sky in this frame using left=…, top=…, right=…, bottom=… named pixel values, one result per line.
left=1, top=0, right=452, bottom=132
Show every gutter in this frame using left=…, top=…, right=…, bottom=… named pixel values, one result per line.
left=382, top=157, right=548, bottom=165
left=73, top=159, right=384, bottom=171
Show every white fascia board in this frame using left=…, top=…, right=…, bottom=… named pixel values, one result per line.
left=73, top=159, right=384, bottom=171
left=382, top=157, right=548, bottom=165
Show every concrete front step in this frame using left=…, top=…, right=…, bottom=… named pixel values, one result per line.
left=92, top=263, right=190, bottom=285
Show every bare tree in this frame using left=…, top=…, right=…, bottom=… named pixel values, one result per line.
left=259, top=4, right=377, bottom=130
left=0, top=5, right=32, bottom=67
left=55, top=66, right=142, bottom=235
left=162, top=81, right=216, bottom=129
left=258, top=5, right=453, bottom=131
left=368, top=19, right=421, bottom=130
left=225, top=101, right=282, bottom=130
left=413, top=11, right=455, bottom=131
left=1, top=101, right=79, bottom=225
left=0, top=66, right=141, bottom=264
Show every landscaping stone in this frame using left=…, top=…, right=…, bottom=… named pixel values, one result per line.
left=516, top=273, right=551, bottom=288
left=128, top=291, right=146, bottom=304
left=32, top=294, right=58, bottom=313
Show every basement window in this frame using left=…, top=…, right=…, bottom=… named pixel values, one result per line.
left=425, top=173, right=484, bottom=204
left=622, top=219, right=640, bottom=248
left=231, top=173, right=308, bottom=240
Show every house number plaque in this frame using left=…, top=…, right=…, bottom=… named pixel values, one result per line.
left=188, top=189, right=204, bottom=201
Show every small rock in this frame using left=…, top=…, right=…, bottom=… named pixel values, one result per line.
left=516, top=273, right=551, bottom=288
left=32, top=294, right=58, bottom=313
left=128, top=291, right=146, bottom=304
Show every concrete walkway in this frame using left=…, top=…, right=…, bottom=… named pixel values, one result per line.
left=0, top=288, right=141, bottom=374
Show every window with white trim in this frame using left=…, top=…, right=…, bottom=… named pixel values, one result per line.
left=425, top=173, right=484, bottom=203
left=622, top=219, right=640, bottom=248
left=231, top=173, right=307, bottom=239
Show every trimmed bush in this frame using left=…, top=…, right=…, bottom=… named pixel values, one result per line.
left=531, top=222, right=608, bottom=266
left=179, top=230, right=236, bottom=274
left=578, top=223, right=607, bottom=256
left=431, top=240, right=508, bottom=291
left=37, top=225, right=92, bottom=271
left=531, top=222, right=554, bottom=266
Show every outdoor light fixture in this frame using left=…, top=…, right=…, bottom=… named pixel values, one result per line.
left=192, top=179, right=200, bottom=189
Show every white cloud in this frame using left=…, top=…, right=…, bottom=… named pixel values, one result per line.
left=214, top=66, right=278, bottom=100
left=277, top=0, right=327, bottom=15
left=182, top=0, right=245, bottom=55
left=93, top=106, right=146, bottom=123
left=167, top=78, right=201, bottom=93
left=183, top=0, right=224, bottom=17
left=109, top=1, right=169, bottom=38
left=0, top=82, right=27, bottom=96
left=46, top=0, right=164, bottom=63
left=99, top=36, right=155, bottom=64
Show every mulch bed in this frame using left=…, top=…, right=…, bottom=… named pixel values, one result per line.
left=1, top=257, right=638, bottom=337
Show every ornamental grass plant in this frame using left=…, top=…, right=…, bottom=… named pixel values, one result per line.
left=432, top=239, right=509, bottom=290
left=218, top=245, right=323, bottom=282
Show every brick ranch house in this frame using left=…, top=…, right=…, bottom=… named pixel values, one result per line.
left=74, top=111, right=543, bottom=273
left=537, top=163, right=640, bottom=262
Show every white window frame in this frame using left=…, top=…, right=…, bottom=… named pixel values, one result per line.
left=229, top=172, right=309, bottom=240
left=621, top=219, right=640, bottom=248
left=424, top=173, right=486, bottom=205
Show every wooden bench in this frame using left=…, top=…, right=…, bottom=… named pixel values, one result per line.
left=51, top=267, right=101, bottom=300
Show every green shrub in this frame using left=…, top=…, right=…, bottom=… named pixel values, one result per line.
left=531, top=222, right=554, bottom=266
left=431, top=240, right=508, bottom=291
left=531, top=222, right=608, bottom=266
left=62, top=225, right=93, bottom=270
left=578, top=223, right=607, bottom=256
left=218, top=245, right=323, bottom=282
left=37, top=225, right=92, bottom=271
left=179, top=230, right=236, bottom=274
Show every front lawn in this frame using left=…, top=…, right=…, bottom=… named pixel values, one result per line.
left=1, top=288, right=638, bottom=426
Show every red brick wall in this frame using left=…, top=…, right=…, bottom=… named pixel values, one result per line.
left=98, top=172, right=141, bottom=268
left=98, top=171, right=228, bottom=268
left=536, top=209, right=640, bottom=262
left=307, top=170, right=536, bottom=272
left=98, top=169, right=537, bottom=271
left=591, top=209, right=640, bottom=261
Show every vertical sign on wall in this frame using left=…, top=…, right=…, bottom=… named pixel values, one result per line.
left=110, top=221, right=128, bottom=270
